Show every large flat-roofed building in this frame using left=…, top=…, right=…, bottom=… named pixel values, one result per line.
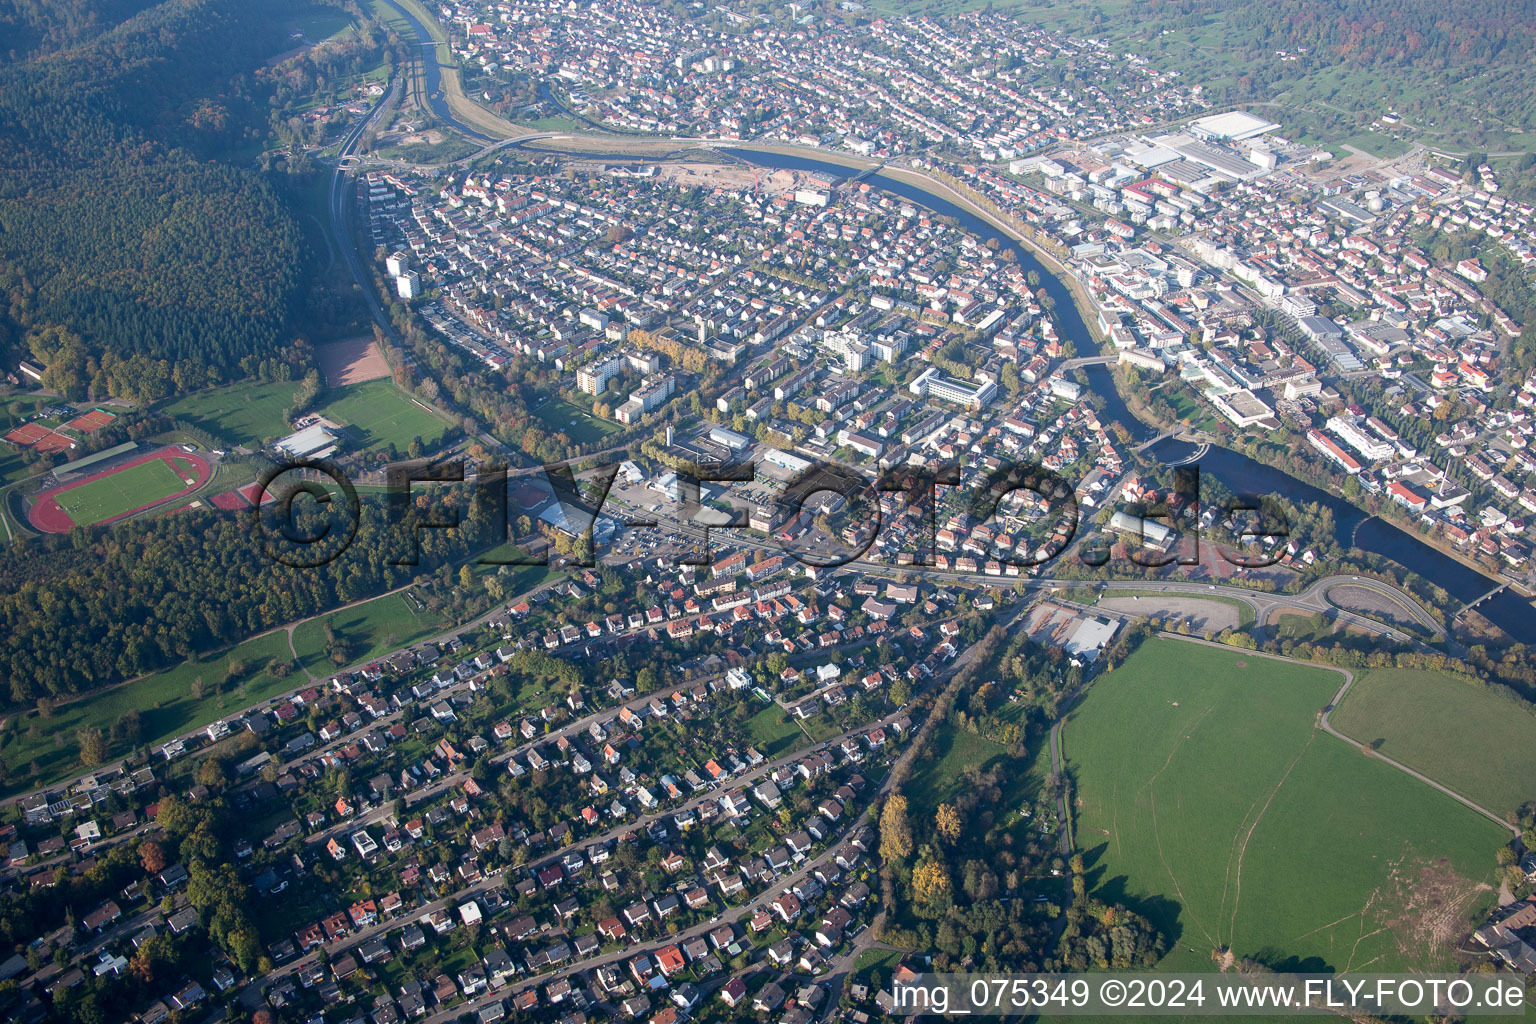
left=274, top=424, right=339, bottom=459
left=1306, top=429, right=1363, bottom=474
left=908, top=366, right=997, bottom=411
left=1326, top=415, right=1393, bottom=461
left=1170, top=138, right=1264, bottom=179
left=1108, top=511, right=1175, bottom=552
left=1065, top=617, right=1120, bottom=662
left=1208, top=388, right=1275, bottom=429
left=1189, top=110, right=1280, bottom=142
left=615, top=375, right=675, bottom=424
left=1318, top=196, right=1377, bottom=226
left=761, top=447, right=813, bottom=475
left=577, top=355, right=623, bottom=396
left=708, top=426, right=752, bottom=452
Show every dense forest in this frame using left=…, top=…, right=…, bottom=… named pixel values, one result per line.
left=0, top=0, right=159, bottom=57
left=0, top=0, right=311, bottom=380
left=0, top=489, right=498, bottom=709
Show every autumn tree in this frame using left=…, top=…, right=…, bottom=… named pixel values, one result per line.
left=139, top=840, right=167, bottom=875
left=195, top=758, right=226, bottom=789
left=879, top=793, right=913, bottom=863
left=912, top=855, right=951, bottom=905
left=935, top=803, right=963, bottom=843
left=77, top=727, right=107, bottom=767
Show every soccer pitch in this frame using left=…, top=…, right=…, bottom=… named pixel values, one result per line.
left=56, top=457, right=187, bottom=526
left=318, top=379, right=449, bottom=452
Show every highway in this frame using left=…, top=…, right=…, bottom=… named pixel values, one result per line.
left=328, top=79, right=400, bottom=342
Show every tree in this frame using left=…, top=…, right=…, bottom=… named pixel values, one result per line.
left=77, top=727, right=108, bottom=767
left=459, top=565, right=476, bottom=590
left=912, top=856, right=950, bottom=905
left=195, top=758, right=226, bottom=789
left=879, top=793, right=913, bottom=863
left=935, top=803, right=963, bottom=843
left=139, top=841, right=168, bottom=874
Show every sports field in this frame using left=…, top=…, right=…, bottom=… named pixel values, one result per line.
left=317, top=379, right=449, bottom=452
left=55, top=458, right=185, bottom=525
left=1066, top=638, right=1504, bottom=974
left=162, top=379, right=302, bottom=444
left=31, top=449, right=212, bottom=531
left=1330, top=668, right=1536, bottom=820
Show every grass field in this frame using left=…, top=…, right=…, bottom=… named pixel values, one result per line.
left=906, top=724, right=1018, bottom=819
left=0, top=630, right=297, bottom=796
left=162, top=380, right=302, bottom=444
left=744, top=705, right=804, bottom=759
left=1066, top=639, right=1504, bottom=975
left=1345, top=130, right=1412, bottom=159
left=533, top=398, right=622, bottom=446
left=56, top=457, right=187, bottom=526
left=0, top=447, right=33, bottom=487
left=318, top=379, right=450, bottom=453
left=291, top=590, right=449, bottom=675
left=288, top=3, right=356, bottom=43
left=1273, top=611, right=1346, bottom=644
left=1331, top=668, right=1536, bottom=821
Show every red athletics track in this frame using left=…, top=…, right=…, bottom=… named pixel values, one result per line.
left=27, top=447, right=212, bottom=534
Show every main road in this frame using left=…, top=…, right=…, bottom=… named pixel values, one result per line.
left=329, top=79, right=400, bottom=341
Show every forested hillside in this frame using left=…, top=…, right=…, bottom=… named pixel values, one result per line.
left=0, top=0, right=160, bottom=57
left=1144, top=0, right=1536, bottom=68
left=0, top=0, right=310, bottom=384
left=999, top=0, right=1536, bottom=145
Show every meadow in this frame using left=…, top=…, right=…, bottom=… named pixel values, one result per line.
left=290, top=590, right=449, bottom=675
left=1066, top=638, right=1504, bottom=975
left=533, top=397, right=622, bottom=446
left=0, top=630, right=297, bottom=795
left=744, top=705, right=804, bottom=759
left=1330, top=668, right=1536, bottom=820
left=905, top=724, right=1017, bottom=819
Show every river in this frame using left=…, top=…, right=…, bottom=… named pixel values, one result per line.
left=730, top=148, right=1535, bottom=643
left=376, top=0, right=497, bottom=144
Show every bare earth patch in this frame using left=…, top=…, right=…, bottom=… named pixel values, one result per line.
left=1098, top=595, right=1239, bottom=633
left=1376, top=855, right=1491, bottom=964
left=656, top=162, right=802, bottom=195
left=1327, top=584, right=1419, bottom=629
left=317, top=337, right=391, bottom=387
